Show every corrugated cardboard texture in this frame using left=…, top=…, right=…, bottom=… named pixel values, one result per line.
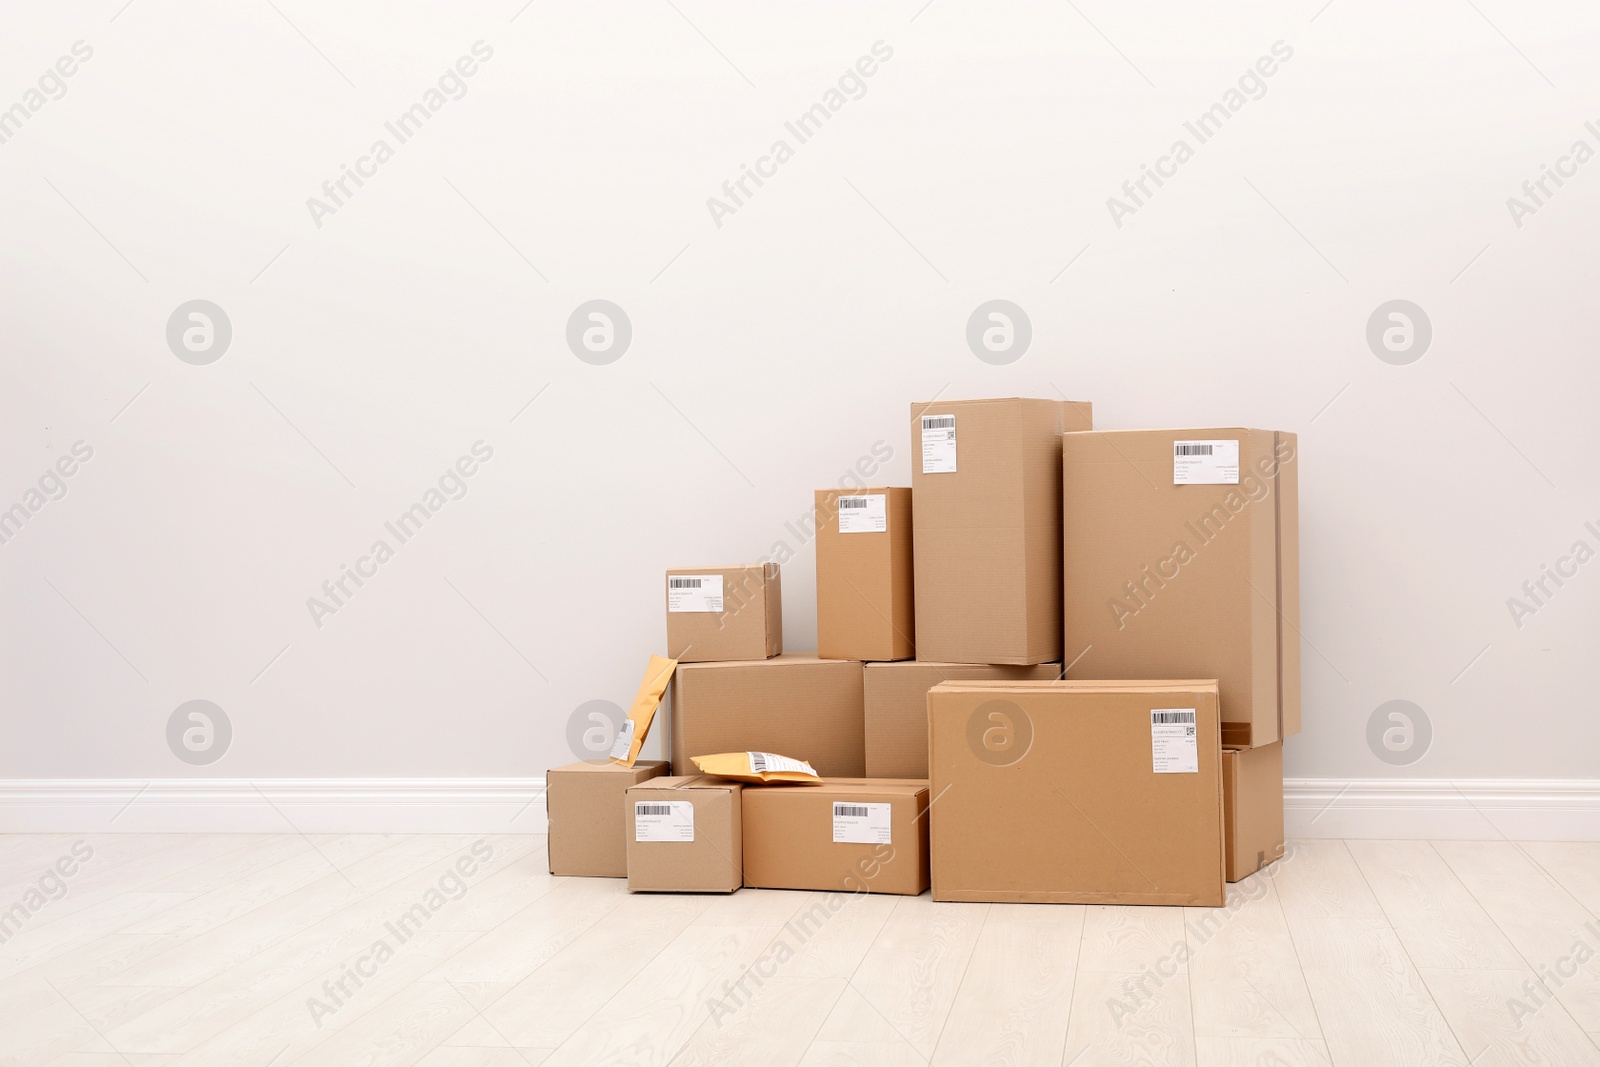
left=911, top=397, right=1092, bottom=664
left=665, top=564, right=782, bottom=663
left=928, top=680, right=1223, bottom=906
left=1223, top=743, right=1285, bottom=882
left=625, top=775, right=743, bottom=893
left=863, top=660, right=1061, bottom=778
left=1061, top=428, right=1299, bottom=747
left=546, top=760, right=670, bottom=877
left=671, top=654, right=865, bottom=777
left=742, top=778, right=929, bottom=895
left=815, top=487, right=914, bottom=661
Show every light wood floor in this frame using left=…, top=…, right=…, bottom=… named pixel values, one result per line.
left=4, top=835, right=1600, bottom=1066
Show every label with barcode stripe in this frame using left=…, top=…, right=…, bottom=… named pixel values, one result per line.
left=1151, top=708, right=1199, bottom=774
left=635, top=800, right=694, bottom=841
left=921, top=414, right=957, bottom=474
left=1173, top=440, right=1239, bottom=485
left=667, top=573, right=723, bottom=612
left=832, top=801, right=892, bottom=844
left=837, top=494, right=887, bottom=534
left=747, top=751, right=813, bottom=776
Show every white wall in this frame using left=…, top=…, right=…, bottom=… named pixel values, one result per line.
left=2, top=0, right=1596, bottom=788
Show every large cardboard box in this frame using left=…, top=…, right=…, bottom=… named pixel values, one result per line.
left=863, top=660, right=1061, bottom=778
left=666, top=564, right=782, bottom=663
left=911, top=397, right=1093, bottom=664
left=671, top=655, right=865, bottom=777
left=742, top=779, right=929, bottom=895
left=928, top=680, right=1224, bottom=906
left=625, top=775, right=742, bottom=893
left=546, top=760, right=670, bottom=877
left=1062, top=428, right=1299, bottom=747
left=815, top=488, right=914, bottom=662
left=1223, top=743, right=1285, bottom=882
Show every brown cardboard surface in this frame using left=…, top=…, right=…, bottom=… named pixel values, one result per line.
left=816, top=488, right=914, bottom=661
left=911, top=397, right=1092, bottom=665
left=863, top=660, right=1062, bottom=778
left=928, top=680, right=1223, bottom=906
left=1223, top=743, right=1285, bottom=882
left=1061, top=428, right=1300, bottom=746
left=546, top=760, right=670, bottom=877
left=741, top=778, right=929, bottom=895
left=625, top=775, right=742, bottom=893
left=671, top=654, right=865, bottom=777
left=666, top=564, right=782, bottom=663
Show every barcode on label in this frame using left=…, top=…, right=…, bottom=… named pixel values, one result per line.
left=1174, top=444, right=1213, bottom=456
left=834, top=804, right=871, bottom=818
left=922, top=415, right=955, bottom=429
left=749, top=752, right=769, bottom=773
left=636, top=804, right=674, bottom=816
left=1151, top=710, right=1197, bottom=725
left=668, top=577, right=701, bottom=589
left=839, top=498, right=867, bottom=509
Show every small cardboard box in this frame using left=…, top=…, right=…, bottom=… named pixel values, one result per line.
left=742, top=779, right=929, bottom=896
left=666, top=564, right=782, bottom=663
left=1062, top=428, right=1299, bottom=747
left=671, top=654, right=865, bottom=777
left=863, top=660, right=1061, bottom=778
left=546, top=760, right=670, bottom=877
left=815, top=488, right=914, bottom=662
left=928, top=680, right=1224, bottom=906
left=911, top=397, right=1093, bottom=664
left=1224, top=742, right=1285, bottom=882
left=625, top=775, right=742, bottom=893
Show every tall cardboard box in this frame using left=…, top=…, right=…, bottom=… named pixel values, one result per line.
left=742, top=779, right=929, bottom=895
left=1223, top=743, right=1285, bottom=882
left=815, top=488, right=914, bottom=661
left=928, top=680, right=1224, bottom=906
left=1061, top=428, right=1299, bottom=746
left=863, top=660, right=1061, bottom=778
left=625, top=776, right=743, bottom=892
left=546, top=760, right=670, bottom=877
left=671, top=655, right=865, bottom=777
left=911, top=397, right=1093, bottom=664
left=666, top=564, right=782, bottom=663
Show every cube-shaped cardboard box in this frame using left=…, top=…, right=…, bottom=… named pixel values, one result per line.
left=666, top=564, right=782, bottom=663
left=625, top=775, right=743, bottom=893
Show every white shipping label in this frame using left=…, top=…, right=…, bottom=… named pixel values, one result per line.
left=921, top=415, right=957, bottom=474
left=1173, top=440, right=1239, bottom=485
left=832, top=802, right=892, bottom=844
left=608, top=719, right=636, bottom=760
left=837, top=494, right=888, bottom=534
left=634, top=800, right=695, bottom=842
left=747, top=751, right=816, bottom=775
left=667, top=574, right=723, bottom=612
left=1151, top=709, right=1199, bottom=774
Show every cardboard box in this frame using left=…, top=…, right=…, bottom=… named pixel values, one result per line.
left=927, top=680, right=1224, bottom=906
left=671, top=654, right=865, bottom=777
left=546, top=760, right=670, bottom=877
left=625, top=775, right=742, bottom=893
left=1223, top=743, right=1284, bottom=882
left=911, top=397, right=1093, bottom=664
left=815, top=488, right=914, bottom=662
left=1061, top=428, right=1300, bottom=746
left=666, top=564, right=782, bottom=663
left=863, top=660, right=1062, bottom=778
left=742, top=779, right=929, bottom=895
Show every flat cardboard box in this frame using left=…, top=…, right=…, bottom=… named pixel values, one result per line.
left=625, top=775, right=742, bottom=893
left=671, top=654, right=865, bottom=777
left=911, top=397, right=1093, bottom=664
left=742, top=779, right=929, bottom=895
left=863, top=660, right=1062, bottom=778
left=1062, top=428, right=1300, bottom=747
left=546, top=760, right=670, bottom=877
left=928, top=680, right=1224, bottom=906
left=666, top=564, right=782, bottom=663
left=815, top=488, right=914, bottom=662
left=1223, top=743, right=1284, bottom=882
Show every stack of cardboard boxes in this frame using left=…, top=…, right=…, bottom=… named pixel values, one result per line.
left=547, top=397, right=1296, bottom=907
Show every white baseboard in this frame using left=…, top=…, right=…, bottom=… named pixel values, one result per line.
left=3, top=778, right=1599, bottom=839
